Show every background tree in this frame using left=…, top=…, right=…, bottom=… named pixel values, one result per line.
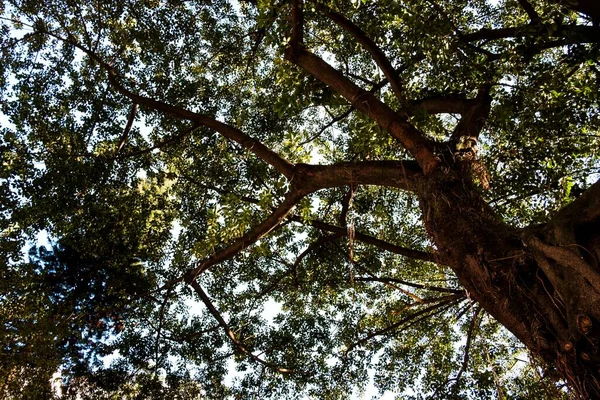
left=1, top=0, right=599, bottom=398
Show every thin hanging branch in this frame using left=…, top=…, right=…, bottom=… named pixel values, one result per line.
left=344, top=294, right=464, bottom=355
left=114, top=103, right=138, bottom=156
left=190, top=280, right=293, bottom=374
left=298, top=217, right=442, bottom=264
left=451, top=306, right=482, bottom=395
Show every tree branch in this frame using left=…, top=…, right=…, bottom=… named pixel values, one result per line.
left=516, top=0, right=540, bottom=23
left=285, top=3, right=438, bottom=173
left=451, top=306, right=481, bottom=394
left=404, top=96, right=479, bottom=116
left=450, top=84, right=492, bottom=142
left=311, top=1, right=405, bottom=101
left=115, top=103, right=138, bottom=155
left=461, top=24, right=600, bottom=45
left=353, top=276, right=462, bottom=294
left=295, top=160, right=422, bottom=192
left=293, top=217, right=442, bottom=265
left=190, top=280, right=293, bottom=373
left=185, top=190, right=305, bottom=282
left=104, top=69, right=295, bottom=179
left=344, top=294, right=463, bottom=355
left=44, top=31, right=295, bottom=179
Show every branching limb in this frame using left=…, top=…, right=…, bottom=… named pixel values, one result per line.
left=286, top=0, right=438, bottom=173
left=450, top=84, right=492, bottom=143
left=344, top=294, right=463, bottom=355
left=190, top=280, right=293, bottom=374
left=103, top=69, right=295, bottom=179
left=292, top=216, right=442, bottom=265
left=184, top=190, right=306, bottom=282
left=354, top=276, right=462, bottom=294
left=40, top=30, right=295, bottom=179
left=310, top=1, right=405, bottom=102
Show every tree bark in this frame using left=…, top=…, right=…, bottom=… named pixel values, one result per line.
left=418, top=172, right=600, bottom=398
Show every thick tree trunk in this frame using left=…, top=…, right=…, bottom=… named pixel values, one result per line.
left=418, top=172, right=600, bottom=398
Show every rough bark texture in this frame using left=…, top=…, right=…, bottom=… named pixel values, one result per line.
left=418, top=170, right=600, bottom=398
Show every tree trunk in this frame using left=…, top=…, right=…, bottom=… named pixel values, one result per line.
left=418, top=171, right=600, bottom=398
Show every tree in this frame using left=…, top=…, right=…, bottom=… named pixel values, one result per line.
left=1, top=0, right=599, bottom=398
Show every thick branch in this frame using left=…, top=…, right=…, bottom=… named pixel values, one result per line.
left=312, top=1, right=404, bottom=101
left=286, top=49, right=437, bottom=172
left=462, top=25, right=600, bottom=44
left=551, top=179, right=600, bottom=227
left=190, top=281, right=293, bottom=373
left=450, top=84, right=492, bottom=142
left=295, top=160, right=422, bottom=192
left=517, top=0, right=540, bottom=22
left=290, top=0, right=304, bottom=51
left=404, top=96, right=479, bottom=116
left=547, top=0, right=600, bottom=23
left=285, top=7, right=437, bottom=173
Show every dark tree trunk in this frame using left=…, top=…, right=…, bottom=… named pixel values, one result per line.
left=418, top=172, right=600, bottom=398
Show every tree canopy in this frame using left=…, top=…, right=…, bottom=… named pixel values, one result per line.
left=1, top=0, right=599, bottom=398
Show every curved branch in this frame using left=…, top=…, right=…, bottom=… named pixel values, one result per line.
left=190, top=281, right=293, bottom=374
left=311, top=1, right=404, bottom=101
left=450, top=84, right=492, bottom=142
left=44, top=31, right=295, bottom=179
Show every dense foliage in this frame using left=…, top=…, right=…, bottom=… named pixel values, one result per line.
left=1, top=0, right=599, bottom=398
